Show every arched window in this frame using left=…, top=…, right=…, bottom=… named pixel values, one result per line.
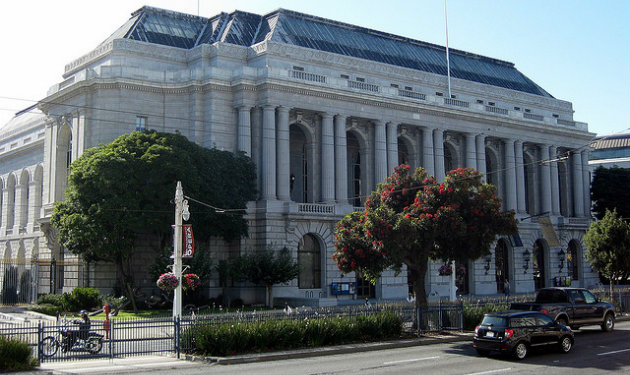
left=347, top=132, right=363, bottom=207
left=398, top=139, right=410, bottom=166
left=533, top=239, right=546, bottom=290
left=567, top=240, right=580, bottom=281
left=6, top=174, right=16, bottom=230
left=495, top=239, right=509, bottom=293
left=298, top=234, right=321, bottom=289
left=55, top=125, right=72, bottom=201
left=524, top=153, right=537, bottom=214
left=444, top=143, right=454, bottom=173
left=290, top=125, right=308, bottom=203
left=558, top=160, right=570, bottom=216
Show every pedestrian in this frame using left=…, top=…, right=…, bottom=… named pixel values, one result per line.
left=503, top=279, right=511, bottom=298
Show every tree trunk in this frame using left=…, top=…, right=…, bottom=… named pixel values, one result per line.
left=609, top=277, right=615, bottom=306
left=117, top=261, right=138, bottom=312
left=409, top=254, right=429, bottom=332
left=266, top=285, right=273, bottom=308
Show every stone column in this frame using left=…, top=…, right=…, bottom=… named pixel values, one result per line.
left=476, top=134, right=486, bottom=178
left=572, top=151, right=585, bottom=217
left=422, top=127, right=435, bottom=177
left=386, top=122, right=399, bottom=173
left=433, top=129, right=445, bottom=182
left=261, top=105, right=277, bottom=200
left=276, top=106, right=290, bottom=201
left=15, top=180, right=26, bottom=231
left=540, top=145, right=552, bottom=214
left=515, top=140, right=526, bottom=214
left=374, top=120, right=388, bottom=184
left=250, top=107, right=263, bottom=199
left=237, top=106, right=252, bottom=156
left=465, top=132, right=476, bottom=169
left=549, top=145, right=560, bottom=215
left=321, top=113, right=335, bottom=203
left=334, top=115, right=348, bottom=203
left=581, top=150, right=591, bottom=217
left=504, top=139, right=517, bottom=211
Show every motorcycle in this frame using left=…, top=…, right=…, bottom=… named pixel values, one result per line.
left=40, top=319, right=104, bottom=357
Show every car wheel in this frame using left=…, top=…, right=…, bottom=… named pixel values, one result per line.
left=476, top=349, right=490, bottom=357
left=601, top=313, right=615, bottom=332
left=558, top=336, right=572, bottom=353
left=513, top=342, right=528, bottom=360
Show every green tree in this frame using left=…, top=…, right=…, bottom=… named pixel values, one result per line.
left=584, top=209, right=630, bottom=304
left=591, top=166, right=630, bottom=221
left=333, top=166, right=518, bottom=311
left=245, top=247, right=300, bottom=307
left=51, top=131, right=256, bottom=309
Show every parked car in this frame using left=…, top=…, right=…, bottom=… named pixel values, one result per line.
left=473, top=310, right=574, bottom=360
left=510, top=287, right=615, bottom=331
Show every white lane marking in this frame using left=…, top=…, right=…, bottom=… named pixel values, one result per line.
left=597, top=348, right=630, bottom=356
left=383, top=356, right=439, bottom=365
left=464, top=368, right=512, bottom=375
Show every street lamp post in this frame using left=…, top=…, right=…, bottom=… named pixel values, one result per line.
left=173, top=181, right=189, bottom=319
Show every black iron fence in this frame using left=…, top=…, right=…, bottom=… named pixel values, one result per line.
left=417, top=301, right=464, bottom=333
left=1, top=301, right=464, bottom=363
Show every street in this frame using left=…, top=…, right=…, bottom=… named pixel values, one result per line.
left=40, top=320, right=630, bottom=375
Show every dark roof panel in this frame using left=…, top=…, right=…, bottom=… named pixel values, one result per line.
left=112, top=6, right=552, bottom=97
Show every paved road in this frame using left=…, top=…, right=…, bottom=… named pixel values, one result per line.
left=35, top=321, right=630, bottom=375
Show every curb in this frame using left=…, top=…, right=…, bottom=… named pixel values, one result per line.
left=185, top=333, right=474, bottom=365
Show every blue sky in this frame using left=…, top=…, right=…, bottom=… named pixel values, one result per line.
left=1, top=0, right=628, bottom=136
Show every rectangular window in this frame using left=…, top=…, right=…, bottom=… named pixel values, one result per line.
left=136, top=116, right=147, bottom=132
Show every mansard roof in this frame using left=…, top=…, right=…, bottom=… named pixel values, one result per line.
left=102, top=6, right=552, bottom=97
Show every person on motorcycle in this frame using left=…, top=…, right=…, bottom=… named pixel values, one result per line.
left=65, top=310, right=91, bottom=350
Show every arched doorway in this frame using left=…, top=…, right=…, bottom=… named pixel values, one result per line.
left=298, top=234, right=321, bottom=289
left=533, top=239, right=546, bottom=290
left=495, top=239, right=510, bottom=293
left=567, top=240, right=580, bottom=283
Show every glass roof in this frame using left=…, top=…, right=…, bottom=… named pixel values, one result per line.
left=106, top=6, right=552, bottom=97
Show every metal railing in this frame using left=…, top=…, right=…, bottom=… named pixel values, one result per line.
left=1, top=301, right=466, bottom=363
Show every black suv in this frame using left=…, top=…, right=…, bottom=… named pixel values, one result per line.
left=473, top=310, right=574, bottom=360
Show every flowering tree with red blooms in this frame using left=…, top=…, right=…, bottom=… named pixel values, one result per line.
left=333, top=165, right=519, bottom=309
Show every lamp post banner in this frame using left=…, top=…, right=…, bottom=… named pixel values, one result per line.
left=182, top=225, right=194, bottom=258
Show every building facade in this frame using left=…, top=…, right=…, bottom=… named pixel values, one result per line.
left=0, top=7, right=599, bottom=306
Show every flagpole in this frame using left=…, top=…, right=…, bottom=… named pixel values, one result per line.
left=444, top=0, right=452, bottom=99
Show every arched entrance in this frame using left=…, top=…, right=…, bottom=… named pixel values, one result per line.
left=298, top=234, right=321, bottom=289
left=495, top=239, right=510, bottom=293
left=533, top=239, right=546, bottom=290
left=567, top=240, right=580, bottom=283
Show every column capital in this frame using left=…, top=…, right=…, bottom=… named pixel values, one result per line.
left=276, top=106, right=289, bottom=114
left=320, top=112, right=332, bottom=120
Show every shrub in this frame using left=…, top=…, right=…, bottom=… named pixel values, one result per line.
left=0, top=337, right=37, bottom=372
left=37, top=293, right=64, bottom=307
left=61, top=288, right=103, bottom=312
left=186, top=310, right=403, bottom=356
left=29, top=303, right=61, bottom=317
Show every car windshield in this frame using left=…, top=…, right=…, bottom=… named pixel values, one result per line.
left=481, top=316, right=508, bottom=327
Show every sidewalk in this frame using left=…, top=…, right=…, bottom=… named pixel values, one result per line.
left=16, top=313, right=630, bottom=374
left=26, top=332, right=474, bottom=374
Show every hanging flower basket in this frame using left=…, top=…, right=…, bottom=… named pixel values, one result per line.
left=182, top=273, right=201, bottom=291
left=438, top=265, right=452, bottom=276
left=157, top=273, right=179, bottom=291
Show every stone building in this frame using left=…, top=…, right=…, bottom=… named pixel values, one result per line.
left=0, top=6, right=599, bottom=306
